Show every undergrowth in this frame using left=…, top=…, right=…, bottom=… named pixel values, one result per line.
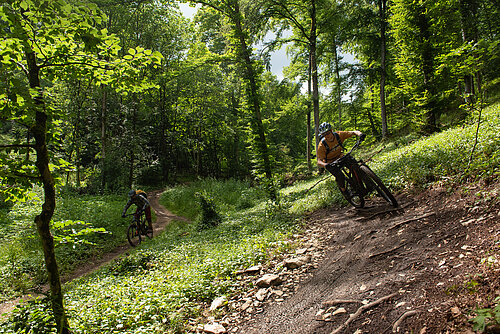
left=0, top=103, right=499, bottom=333
left=0, top=190, right=129, bottom=302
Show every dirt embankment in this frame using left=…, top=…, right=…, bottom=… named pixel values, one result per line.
left=230, top=182, right=499, bottom=334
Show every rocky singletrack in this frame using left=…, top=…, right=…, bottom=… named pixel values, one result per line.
left=216, top=182, right=499, bottom=334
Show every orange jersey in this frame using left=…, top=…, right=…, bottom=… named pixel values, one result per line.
left=317, top=131, right=356, bottom=163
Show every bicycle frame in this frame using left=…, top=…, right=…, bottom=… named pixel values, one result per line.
left=330, top=140, right=368, bottom=194
left=327, top=137, right=398, bottom=208
left=124, top=211, right=152, bottom=247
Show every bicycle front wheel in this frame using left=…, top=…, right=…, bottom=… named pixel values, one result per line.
left=127, top=223, right=141, bottom=247
left=342, top=168, right=365, bottom=208
left=360, top=165, right=398, bottom=207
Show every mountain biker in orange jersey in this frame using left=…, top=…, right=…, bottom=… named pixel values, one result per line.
left=122, top=190, right=153, bottom=231
left=316, top=122, right=365, bottom=193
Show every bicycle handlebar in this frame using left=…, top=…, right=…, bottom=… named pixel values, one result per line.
left=327, top=135, right=365, bottom=167
left=122, top=211, right=144, bottom=218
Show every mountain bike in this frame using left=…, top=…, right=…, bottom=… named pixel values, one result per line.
left=124, top=211, right=153, bottom=247
left=327, top=138, right=398, bottom=208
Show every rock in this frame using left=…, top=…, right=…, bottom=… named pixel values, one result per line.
left=210, top=296, right=227, bottom=311
left=256, top=274, right=282, bottom=288
left=331, top=307, right=346, bottom=316
left=450, top=306, right=461, bottom=317
left=255, top=288, right=268, bottom=301
left=284, top=255, right=311, bottom=270
left=295, top=248, right=308, bottom=254
left=239, top=265, right=262, bottom=275
left=240, top=299, right=252, bottom=311
left=204, top=323, right=226, bottom=334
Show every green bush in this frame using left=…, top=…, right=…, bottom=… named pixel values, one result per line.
left=195, top=192, right=222, bottom=231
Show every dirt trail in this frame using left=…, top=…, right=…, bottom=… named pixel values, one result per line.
left=0, top=190, right=185, bottom=318
left=60, top=190, right=187, bottom=283
left=235, top=183, right=499, bottom=334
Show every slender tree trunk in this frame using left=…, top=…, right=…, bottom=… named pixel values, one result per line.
left=310, top=0, right=320, bottom=150
left=75, top=105, right=81, bottom=187
left=100, top=85, right=107, bottom=188
left=378, top=0, right=388, bottom=138
left=231, top=92, right=241, bottom=177
left=368, top=85, right=380, bottom=138
left=233, top=1, right=273, bottom=181
left=416, top=3, right=438, bottom=133
left=307, top=58, right=312, bottom=174
left=458, top=0, right=479, bottom=105
left=332, top=36, right=342, bottom=130
left=25, top=50, right=70, bottom=334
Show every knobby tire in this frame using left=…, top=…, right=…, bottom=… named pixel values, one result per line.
left=343, top=167, right=365, bottom=208
left=127, top=223, right=141, bottom=247
left=143, top=224, right=153, bottom=239
left=360, top=165, right=398, bottom=207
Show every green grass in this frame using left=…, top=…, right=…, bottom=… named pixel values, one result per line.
left=370, top=104, right=500, bottom=190
left=0, top=190, right=130, bottom=302
left=1, top=102, right=499, bottom=333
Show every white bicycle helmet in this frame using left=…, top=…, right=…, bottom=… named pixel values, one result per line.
left=319, top=122, right=332, bottom=135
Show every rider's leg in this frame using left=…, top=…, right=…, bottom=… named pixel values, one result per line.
left=325, top=164, right=347, bottom=192
left=145, top=206, right=153, bottom=231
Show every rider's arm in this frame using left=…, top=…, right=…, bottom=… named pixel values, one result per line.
left=316, top=143, right=329, bottom=168
left=122, top=199, right=132, bottom=217
left=139, top=194, right=150, bottom=211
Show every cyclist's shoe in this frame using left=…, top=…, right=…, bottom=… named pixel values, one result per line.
left=340, top=187, right=352, bottom=198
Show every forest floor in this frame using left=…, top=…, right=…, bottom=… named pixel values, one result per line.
left=230, top=180, right=500, bottom=334
left=1, top=183, right=499, bottom=334
left=0, top=190, right=188, bottom=319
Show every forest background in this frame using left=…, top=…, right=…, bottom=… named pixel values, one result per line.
left=0, top=0, right=499, bottom=333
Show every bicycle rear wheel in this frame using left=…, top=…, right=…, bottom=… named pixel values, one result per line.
left=143, top=222, right=153, bottom=239
left=127, top=223, right=141, bottom=247
left=360, top=165, right=398, bottom=207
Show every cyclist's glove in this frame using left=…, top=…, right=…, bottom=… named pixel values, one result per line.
left=359, top=133, right=366, bottom=141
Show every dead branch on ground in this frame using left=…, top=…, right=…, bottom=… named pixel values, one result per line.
left=392, top=310, right=419, bottom=333
left=321, top=299, right=361, bottom=308
left=330, top=293, right=398, bottom=334
left=369, top=243, right=408, bottom=258
left=386, top=212, right=436, bottom=231
left=304, top=174, right=332, bottom=194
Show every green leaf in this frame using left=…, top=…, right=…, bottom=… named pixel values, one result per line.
left=20, top=1, right=29, bottom=11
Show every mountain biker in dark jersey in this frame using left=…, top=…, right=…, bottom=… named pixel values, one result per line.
left=121, top=190, right=153, bottom=231
left=316, top=122, right=365, bottom=193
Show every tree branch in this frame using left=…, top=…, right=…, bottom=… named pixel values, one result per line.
left=331, top=293, right=398, bottom=334
left=0, top=144, right=35, bottom=149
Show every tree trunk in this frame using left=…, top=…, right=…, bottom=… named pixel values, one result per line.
left=369, top=85, right=380, bottom=139
left=233, top=1, right=273, bottom=181
left=231, top=92, right=241, bottom=177
left=307, top=59, right=312, bottom=173
left=416, top=3, right=438, bottom=133
left=332, top=35, right=342, bottom=130
left=458, top=0, right=479, bottom=105
left=100, top=85, right=108, bottom=188
left=378, top=0, right=388, bottom=138
left=25, top=50, right=71, bottom=334
left=310, top=0, right=320, bottom=150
